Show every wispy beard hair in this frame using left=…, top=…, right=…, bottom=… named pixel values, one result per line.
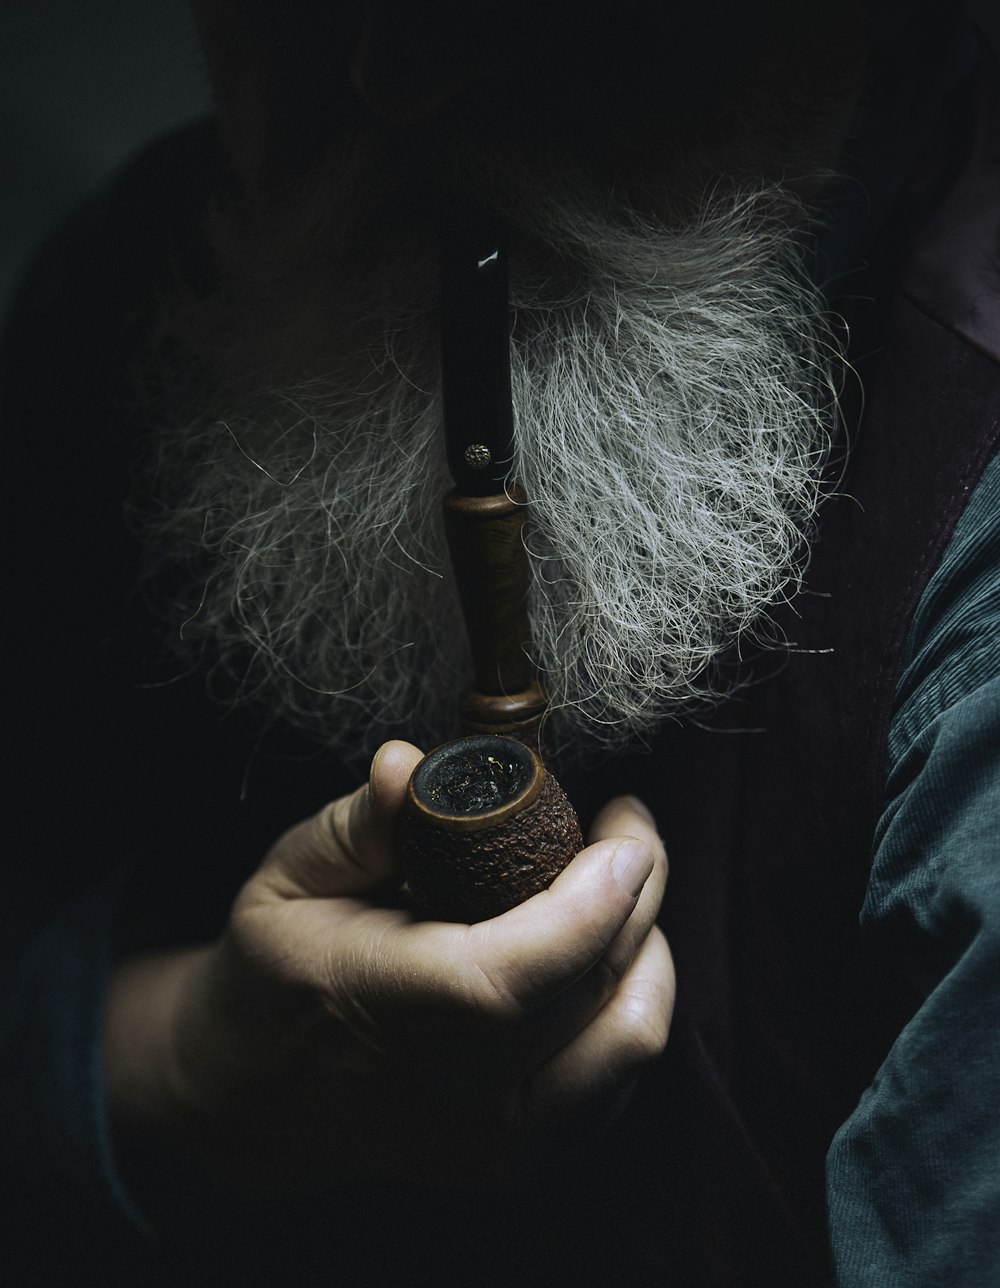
left=139, top=181, right=841, bottom=770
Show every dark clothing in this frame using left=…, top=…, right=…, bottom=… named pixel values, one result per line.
left=3, top=28, right=1000, bottom=1288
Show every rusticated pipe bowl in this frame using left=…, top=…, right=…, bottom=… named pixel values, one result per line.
left=398, top=734, right=583, bottom=923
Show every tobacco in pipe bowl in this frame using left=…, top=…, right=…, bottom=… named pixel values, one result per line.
left=398, top=734, right=583, bottom=922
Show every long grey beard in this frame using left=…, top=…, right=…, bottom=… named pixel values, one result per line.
left=142, top=185, right=840, bottom=768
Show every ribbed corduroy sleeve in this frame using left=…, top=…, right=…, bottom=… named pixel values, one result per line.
left=827, top=451, right=1000, bottom=1285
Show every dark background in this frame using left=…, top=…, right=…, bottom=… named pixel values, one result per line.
left=1, top=0, right=211, bottom=315
left=6, top=0, right=1000, bottom=323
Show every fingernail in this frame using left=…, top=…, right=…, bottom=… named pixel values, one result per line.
left=624, top=795, right=656, bottom=827
left=611, top=840, right=653, bottom=896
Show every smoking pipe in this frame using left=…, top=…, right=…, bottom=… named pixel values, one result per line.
left=397, top=205, right=582, bottom=922
left=399, top=733, right=581, bottom=923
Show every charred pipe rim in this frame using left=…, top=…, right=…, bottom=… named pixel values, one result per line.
left=406, top=735, right=545, bottom=833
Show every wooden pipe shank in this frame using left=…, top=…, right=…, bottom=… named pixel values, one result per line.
left=443, top=487, right=534, bottom=694
left=443, top=487, right=548, bottom=743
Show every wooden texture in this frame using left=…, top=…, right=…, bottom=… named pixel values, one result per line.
left=443, top=486, right=548, bottom=745
left=399, top=748, right=583, bottom=922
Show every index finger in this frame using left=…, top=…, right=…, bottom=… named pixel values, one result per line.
left=589, top=794, right=665, bottom=869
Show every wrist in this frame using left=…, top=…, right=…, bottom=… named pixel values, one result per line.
left=103, top=945, right=217, bottom=1217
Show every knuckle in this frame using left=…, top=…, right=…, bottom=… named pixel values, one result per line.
left=460, top=923, right=547, bottom=1023
left=649, top=827, right=667, bottom=866
left=555, top=892, right=626, bottom=966
left=634, top=831, right=667, bottom=891
left=593, top=948, right=629, bottom=999
left=463, top=958, right=525, bottom=1024
left=653, top=836, right=669, bottom=881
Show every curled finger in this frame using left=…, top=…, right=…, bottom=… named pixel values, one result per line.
left=520, top=926, right=675, bottom=1136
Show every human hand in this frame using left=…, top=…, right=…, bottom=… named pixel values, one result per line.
left=106, top=741, right=673, bottom=1199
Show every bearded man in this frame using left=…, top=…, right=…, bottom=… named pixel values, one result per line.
left=3, top=1, right=999, bottom=1284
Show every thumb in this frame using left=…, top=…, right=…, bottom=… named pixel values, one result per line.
left=257, top=740, right=424, bottom=900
